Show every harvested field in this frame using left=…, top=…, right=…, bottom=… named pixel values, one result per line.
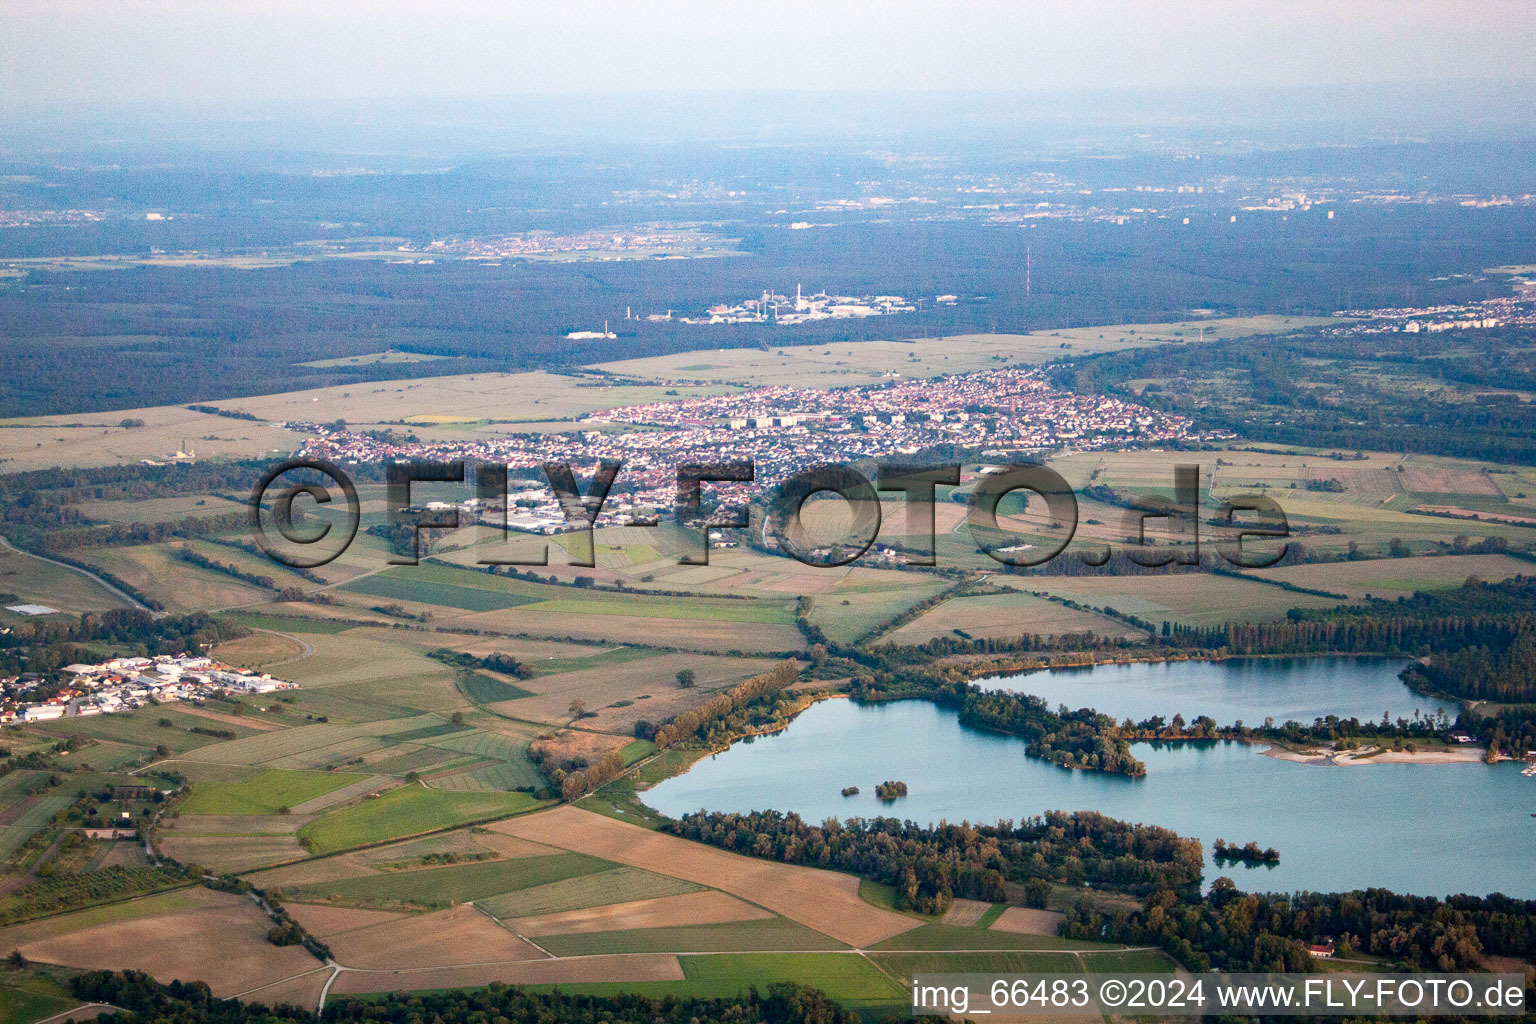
left=328, top=954, right=684, bottom=994
left=288, top=851, right=606, bottom=909
left=176, top=705, right=285, bottom=732
left=1013, top=572, right=1341, bottom=627
left=1401, top=467, right=1500, bottom=495
left=940, top=899, right=992, bottom=927
left=325, top=905, right=546, bottom=969
left=246, top=857, right=381, bottom=890
left=234, top=968, right=330, bottom=1008
left=991, top=907, right=1065, bottom=936
left=1248, top=552, right=1532, bottom=600
left=288, top=775, right=394, bottom=815
left=490, top=806, right=918, bottom=947
left=0, top=888, right=207, bottom=949
left=158, top=835, right=306, bottom=873
left=1299, top=466, right=1402, bottom=500
left=506, top=890, right=771, bottom=937
left=10, top=887, right=317, bottom=996
left=468, top=609, right=805, bottom=655
left=882, top=591, right=1144, bottom=645
left=283, top=903, right=408, bottom=939
left=506, top=652, right=784, bottom=732
left=161, top=813, right=311, bottom=836
left=534, top=917, right=843, bottom=956
left=247, top=829, right=553, bottom=891
left=353, top=829, right=553, bottom=866
left=479, top=866, right=701, bottom=920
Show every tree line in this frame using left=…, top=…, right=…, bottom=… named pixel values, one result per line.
left=651, top=660, right=800, bottom=750
left=1064, top=882, right=1536, bottom=974
left=665, top=809, right=1204, bottom=914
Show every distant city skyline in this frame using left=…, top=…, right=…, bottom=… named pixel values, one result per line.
left=4, top=0, right=1536, bottom=109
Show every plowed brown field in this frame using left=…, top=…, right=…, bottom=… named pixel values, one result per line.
left=490, top=806, right=918, bottom=947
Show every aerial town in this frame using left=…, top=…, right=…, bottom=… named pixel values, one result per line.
left=1328, top=291, right=1536, bottom=335
left=661, top=285, right=935, bottom=324
left=1, top=654, right=297, bottom=725
left=405, top=227, right=712, bottom=261
left=292, top=366, right=1200, bottom=530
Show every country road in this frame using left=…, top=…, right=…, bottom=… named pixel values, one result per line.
left=0, top=533, right=161, bottom=616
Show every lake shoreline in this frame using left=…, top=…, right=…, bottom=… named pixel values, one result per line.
left=1262, top=743, right=1495, bottom=767
left=640, top=684, right=1536, bottom=898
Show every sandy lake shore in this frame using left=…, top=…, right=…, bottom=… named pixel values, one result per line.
left=1263, top=743, right=1494, bottom=766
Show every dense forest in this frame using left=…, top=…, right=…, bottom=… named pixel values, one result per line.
left=1065, top=883, right=1536, bottom=973
left=665, top=809, right=1204, bottom=913
left=1052, top=324, right=1536, bottom=462
left=67, top=970, right=860, bottom=1024
left=4, top=157, right=1536, bottom=416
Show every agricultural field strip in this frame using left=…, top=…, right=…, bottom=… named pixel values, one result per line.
left=477, top=866, right=704, bottom=920
left=178, top=714, right=457, bottom=767
left=286, top=851, right=612, bottom=907
left=344, top=563, right=796, bottom=624
left=491, top=807, right=920, bottom=948
left=320, top=944, right=1144, bottom=968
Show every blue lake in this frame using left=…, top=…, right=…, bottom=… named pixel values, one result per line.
left=642, top=658, right=1536, bottom=897
left=981, top=656, right=1452, bottom=727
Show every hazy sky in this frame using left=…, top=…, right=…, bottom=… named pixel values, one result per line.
left=4, top=0, right=1535, bottom=107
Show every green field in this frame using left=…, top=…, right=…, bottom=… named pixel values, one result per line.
left=423, top=730, right=544, bottom=791
left=340, top=575, right=539, bottom=612
left=526, top=952, right=906, bottom=1009
left=289, top=851, right=607, bottom=908
left=478, top=865, right=701, bottom=919
left=458, top=672, right=532, bottom=702
left=1080, top=949, right=1179, bottom=972
left=179, top=768, right=369, bottom=815
left=29, top=706, right=259, bottom=755
left=868, top=949, right=1085, bottom=983
left=0, top=972, right=76, bottom=1024
left=298, top=783, right=544, bottom=854
left=230, top=612, right=357, bottom=634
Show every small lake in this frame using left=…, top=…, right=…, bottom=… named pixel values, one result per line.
left=642, top=658, right=1535, bottom=898
left=982, top=656, right=1452, bottom=727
